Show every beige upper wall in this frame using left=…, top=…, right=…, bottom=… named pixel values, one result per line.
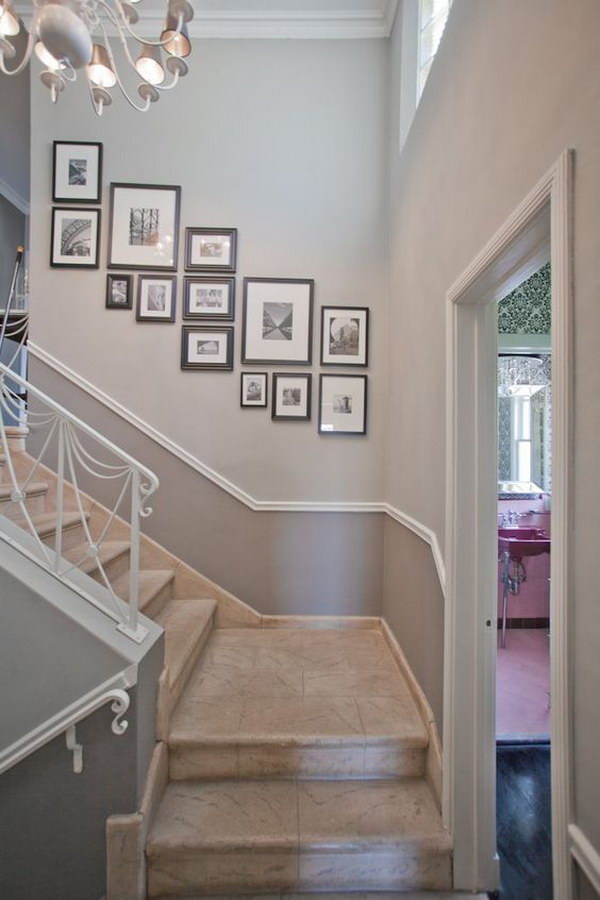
left=28, top=38, right=388, bottom=503
left=386, top=0, right=600, bottom=852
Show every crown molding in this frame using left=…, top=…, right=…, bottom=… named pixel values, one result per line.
left=16, top=3, right=397, bottom=40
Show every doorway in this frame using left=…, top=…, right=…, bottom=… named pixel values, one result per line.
left=443, top=152, right=572, bottom=896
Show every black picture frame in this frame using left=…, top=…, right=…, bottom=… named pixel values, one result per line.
left=320, top=305, right=369, bottom=367
left=183, top=276, right=235, bottom=320
left=318, top=374, right=367, bottom=435
left=242, top=277, right=314, bottom=365
left=240, top=372, right=268, bottom=408
left=136, top=274, right=177, bottom=322
left=108, top=183, right=181, bottom=271
left=106, top=273, right=133, bottom=309
left=52, top=141, right=103, bottom=204
left=50, top=207, right=101, bottom=268
left=181, top=325, right=234, bottom=370
left=184, top=227, right=238, bottom=273
left=272, top=373, right=312, bottom=421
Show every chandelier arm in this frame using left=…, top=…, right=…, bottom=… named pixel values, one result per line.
left=96, top=0, right=184, bottom=51
left=90, top=20, right=152, bottom=113
left=0, top=31, right=35, bottom=76
left=154, top=70, right=180, bottom=91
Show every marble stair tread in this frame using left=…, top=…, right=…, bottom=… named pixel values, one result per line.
left=11, top=510, right=88, bottom=537
left=147, top=778, right=450, bottom=855
left=155, top=598, right=217, bottom=689
left=110, top=568, right=175, bottom=617
left=0, top=481, right=49, bottom=500
left=62, top=539, right=130, bottom=575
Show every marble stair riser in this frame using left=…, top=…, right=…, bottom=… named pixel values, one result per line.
left=169, top=741, right=425, bottom=781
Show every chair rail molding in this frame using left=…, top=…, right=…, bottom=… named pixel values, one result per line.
left=28, top=341, right=446, bottom=597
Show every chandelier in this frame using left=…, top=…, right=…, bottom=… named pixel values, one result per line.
left=0, top=0, right=193, bottom=114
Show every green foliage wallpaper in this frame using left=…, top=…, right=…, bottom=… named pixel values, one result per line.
left=498, top=262, right=551, bottom=334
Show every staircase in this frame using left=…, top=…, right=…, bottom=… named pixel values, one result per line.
left=1, top=438, right=451, bottom=897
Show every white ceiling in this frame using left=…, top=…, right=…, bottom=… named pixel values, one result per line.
left=142, top=0, right=400, bottom=39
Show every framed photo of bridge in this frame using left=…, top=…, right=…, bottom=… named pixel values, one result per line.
left=50, top=207, right=101, bottom=268
left=52, top=141, right=103, bottom=204
left=320, top=305, right=369, bottom=366
left=107, top=183, right=181, bottom=271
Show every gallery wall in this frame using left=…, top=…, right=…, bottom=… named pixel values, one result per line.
left=385, top=0, right=600, bottom=860
left=28, top=38, right=388, bottom=504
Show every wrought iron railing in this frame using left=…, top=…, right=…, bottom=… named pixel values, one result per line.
left=0, top=313, right=159, bottom=643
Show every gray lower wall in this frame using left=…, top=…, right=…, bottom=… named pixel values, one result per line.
left=382, top=517, right=444, bottom=731
left=0, top=636, right=161, bottom=900
left=30, top=355, right=385, bottom=618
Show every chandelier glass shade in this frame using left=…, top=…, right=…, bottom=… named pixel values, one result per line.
left=0, top=0, right=194, bottom=114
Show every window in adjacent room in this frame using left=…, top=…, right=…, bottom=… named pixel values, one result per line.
left=417, top=0, right=452, bottom=100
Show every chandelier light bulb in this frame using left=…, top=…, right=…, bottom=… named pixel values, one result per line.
left=135, top=44, right=165, bottom=85
left=0, top=2, right=20, bottom=37
left=87, top=43, right=116, bottom=87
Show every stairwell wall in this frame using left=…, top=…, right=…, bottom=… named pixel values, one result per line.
left=27, top=37, right=389, bottom=618
left=385, top=0, right=600, bottom=863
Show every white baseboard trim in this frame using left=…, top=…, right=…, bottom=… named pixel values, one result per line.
left=29, top=341, right=446, bottom=595
left=569, top=825, right=600, bottom=896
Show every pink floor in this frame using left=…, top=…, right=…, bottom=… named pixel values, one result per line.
left=496, top=629, right=550, bottom=739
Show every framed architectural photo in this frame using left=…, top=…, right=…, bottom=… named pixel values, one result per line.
left=136, top=275, right=176, bottom=322
left=183, top=276, right=235, bottom=320
left=108, top=183, right=181, bottom=270
left=181, top=326, right=234, bottom=370
left=53, top=141, right=102, bottom=203
left=272, top=373, right=312, bottom=421
left=106, top=273, right=133, bottom=309
left=318, top=374, right=367, bottom=435
left=184, top=227, right=237, bottom=273
left=241, top=372, right=268, bottom=408
left=321, top=306, right=369, bottom=366
left=50, top=207, right=100, bottom=268
left=242, top=277, right=314, bottom=365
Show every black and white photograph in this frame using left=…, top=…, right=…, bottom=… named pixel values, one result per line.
left=181, top=326, right=234, bottom=370
left=50, top=207, right=100, bottom=268
left=183, top=276, right=235, bottom=319
left=52, top=141, right=102, bottom=203
left=108, top=183, right=181, bottom=270
left=185, top=227, right=237, bottom=273
left=106, top=273, right=133, bottom=309
left=272, top=373, right=312, bottom=421
left=136, top=275, right=176, bottom=322
left=241, top=372, right=268, bottom=408
left=318, top=374, right=367, bottom=435
left=242, top=278, right=314, bottom=365
left=321, top=306, right=369, bottom=366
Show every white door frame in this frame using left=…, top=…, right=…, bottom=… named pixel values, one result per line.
left=443, top=150, right=573, bottom=894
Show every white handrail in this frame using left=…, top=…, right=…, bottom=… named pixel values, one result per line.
left=0, top=338, right=159, bottom=643
left=0, top=668, right=135, bottom=776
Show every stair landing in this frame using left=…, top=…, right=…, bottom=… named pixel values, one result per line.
left=168, top=627, right=428, bottom=780
left=147, top=626, right=451, bottom=896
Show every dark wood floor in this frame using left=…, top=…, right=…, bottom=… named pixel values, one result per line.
left=494, top=742, right=552, bottom=899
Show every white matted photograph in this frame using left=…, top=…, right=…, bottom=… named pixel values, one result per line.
left=108, top=183, right=181, bottom=270
left=321, top=305, right=369, bottom=366
left=183, top=276, right=235, bottom=319
left=136, top=275, right=176, bottom=322
left=53, top=141, right=102, bottom=203
left=50, top=207, right=100, bottom=268
left=106, top=273, right=132, bottom=309
left=185, top=227, right=237, bottom=273
left=181, top=326, right=234, bottom=370
left=242, top=277, right=314, bottom=365
left=318, top=374, right=367, bottom=435
left=241, top=372, right=268, bottom=408
left=272, top=373, right=312, bottom=421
